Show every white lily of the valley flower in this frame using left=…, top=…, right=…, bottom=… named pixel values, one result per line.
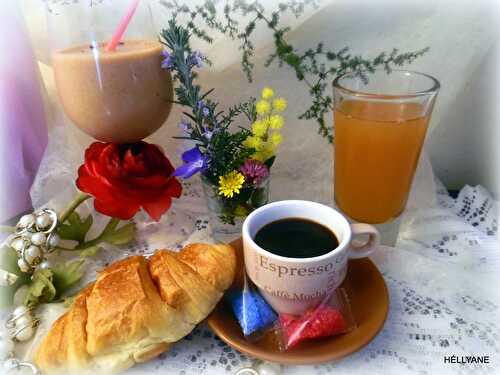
left=0, top=270, right=18, bottom=287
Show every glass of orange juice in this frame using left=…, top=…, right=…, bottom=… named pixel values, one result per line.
left=333, top=70, right=439, bottom=242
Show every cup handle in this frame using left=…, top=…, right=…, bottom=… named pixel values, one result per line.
left=348, top=223, right=380, bottom=259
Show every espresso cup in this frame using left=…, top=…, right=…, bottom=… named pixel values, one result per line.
left=242, top=200, right=380, bottom=314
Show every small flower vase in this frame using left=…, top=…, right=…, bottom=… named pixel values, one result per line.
left=201, top=175, right=270, bottom=241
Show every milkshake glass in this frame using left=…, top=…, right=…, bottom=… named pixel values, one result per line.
left=45, top=0, right=173, bottom=142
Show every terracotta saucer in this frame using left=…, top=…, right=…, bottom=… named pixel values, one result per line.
left=207, top=238, right=389, bottom=365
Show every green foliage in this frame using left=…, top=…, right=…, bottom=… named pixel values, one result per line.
left=0, top=246, right=30, bottom=307
left=74, top=218, right=136, bottom=250
left=264, top=155, right=276, bottom=169
left=203, top=129, right=254, bottom=185
left=79, top=245, right=101, bottom=258
left=24, top=269, right=56, bottom=307
left=161, top=0, right=429, bottom=142
left=51, top=260, right=85, bottom=297
left=23, top=259, right=85, bottom=307
left=97, top=220, right=136, bottom=247
left=57, top=212, right=93, bottom=244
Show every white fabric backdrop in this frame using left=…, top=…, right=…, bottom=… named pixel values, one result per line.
left=0, top=2, right=499, bottom=374
left=19, top=0, right=499, bottom=197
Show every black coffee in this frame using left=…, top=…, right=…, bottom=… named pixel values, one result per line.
left=254, top=218, right=339, bottom=258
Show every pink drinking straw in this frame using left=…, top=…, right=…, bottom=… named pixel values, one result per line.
left=105, top=0, right=140, bottom=52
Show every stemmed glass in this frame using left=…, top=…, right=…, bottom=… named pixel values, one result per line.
left=44, top=0, right=173, bottom=143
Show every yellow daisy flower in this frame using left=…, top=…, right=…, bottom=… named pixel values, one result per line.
left=256, top=100, right=271, bottom=115
left=243, top=135, right=262, bottom=150
left=261, top=87, right=274, bottom=100
left=269, top=132, right=283, bottom=146
left=218, top=171, right=245, bottom=198
left=251, top=120, right=268, bottom=137
left=269, top=114, right=284, bottom=130
left=273, top=97, right=287, bottom=112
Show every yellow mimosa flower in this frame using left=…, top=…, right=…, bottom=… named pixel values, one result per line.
left=256, top=100, right=271, bottom=115
left=269, top=114, right=284, bottom=130
left=262, top=116, right=272, bottom=127
left=253, top=141, right=275, bottom=162
left=251, top=120, right=268, bottom=137
left=261, top=87, right=274, bottom=100
left=269, top=132, right=283, bottom=146
left=243, top=135, right=262, bottom=150
left=273, top=97, right=287, bottom=112
left=218, top=171, right=245, bottom=198
left=252, top=152, right=266, bottom=162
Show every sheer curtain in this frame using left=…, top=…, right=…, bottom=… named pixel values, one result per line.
left=0, top=0, right=48, bottom=222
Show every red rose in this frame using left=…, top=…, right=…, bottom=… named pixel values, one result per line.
left=76, top=142, right=182, bottom=221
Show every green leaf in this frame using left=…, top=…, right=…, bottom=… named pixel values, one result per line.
left=264, top=155, right=276, bottom=169
left=251, top=187, right=269, bottom=207
left=100, top=221, right=137, bottom=247
left=238, top=187, right=253, bottom=203
left=57, top=212, right=93, bottom=244
left=79, top=245, right=101, bottom=258
left=24, top=269, right=57, bottom=307
left=51, top=260, right=85, bottom=298
left=0, top=246, right=30, bottom=307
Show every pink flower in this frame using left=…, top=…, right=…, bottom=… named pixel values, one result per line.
left=239, top=159, right=269, bottom=186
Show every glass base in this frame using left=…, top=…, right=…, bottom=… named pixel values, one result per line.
left=371, top=216, right=402, bottom=247
left=208, top=212, right=244, bottom=243
left=335, top=205, right=402, bottom=247
left=202, top=175, right=270, bottom=243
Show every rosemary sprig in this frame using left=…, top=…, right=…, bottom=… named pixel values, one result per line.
left=160, top=19, right=256, bottom=184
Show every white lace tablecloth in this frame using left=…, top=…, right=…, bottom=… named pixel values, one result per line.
left=1, top=123, right=498, bottom=374
left=7, top=178, right=497, bottom=375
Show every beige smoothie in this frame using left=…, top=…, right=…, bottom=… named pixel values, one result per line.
left=53, top=39, right=173, bottom=143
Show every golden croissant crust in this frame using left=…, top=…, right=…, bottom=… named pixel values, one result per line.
left=34, top=243, right=236, bottom=375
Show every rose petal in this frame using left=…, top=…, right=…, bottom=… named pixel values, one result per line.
left=76, top=141, right=181, bottom=221
left=142, top=195, right=173, bottom=222
left=94, top=198, right=140, bottom=220
left=164, top=177, right=183, bottom=199
left=85, top=142, right=107, bottom=161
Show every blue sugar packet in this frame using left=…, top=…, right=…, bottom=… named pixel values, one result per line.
left=227, top=287, right=277, bottom=337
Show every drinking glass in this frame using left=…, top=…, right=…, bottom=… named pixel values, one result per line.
left=333, top=70, right=439, bottom=243
left=44, top=0, right=173, bottom=143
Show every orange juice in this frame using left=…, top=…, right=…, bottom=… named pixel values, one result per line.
left=334, top=101, right=429, bottom=223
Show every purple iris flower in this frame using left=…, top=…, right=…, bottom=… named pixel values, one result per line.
left=189, top=51, right=204, bottom=68
left=202, top=106, right=210, bottom=117
left=161, top=50, right=174, bottom=69
left=173, top=147, right=207, bottom=179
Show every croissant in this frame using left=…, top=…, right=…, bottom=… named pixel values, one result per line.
left=34, top=243, right=236, bottom=375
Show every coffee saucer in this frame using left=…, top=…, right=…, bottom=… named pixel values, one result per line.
left=207, top=238, right=389, bottom=365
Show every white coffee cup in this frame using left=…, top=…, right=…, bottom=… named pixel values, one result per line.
left=242, top=200, right=380, bottom=314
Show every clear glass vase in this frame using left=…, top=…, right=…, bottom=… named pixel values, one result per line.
left=202, top=175, right=270, bottom=242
